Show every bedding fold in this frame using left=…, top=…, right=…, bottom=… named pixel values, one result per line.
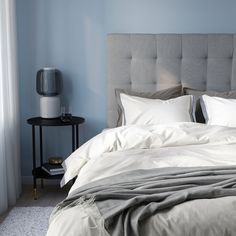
left=61, top=122, right=236, bottom=187
left=52, top=166, right=236, bottom=236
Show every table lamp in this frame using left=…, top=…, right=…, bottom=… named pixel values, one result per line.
left=36, top=68, right=63, bottom=118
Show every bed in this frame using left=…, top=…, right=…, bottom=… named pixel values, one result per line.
left=47, top=34, right=236, bottom=236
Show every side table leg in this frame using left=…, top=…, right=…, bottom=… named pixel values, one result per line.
left=39, top=126, right=43, bottom=167
left=72, top=125, right=75, bottom=152
left=33, top=177, right=37, bottom=200
left=39, top=126, right=44, bottom=189
left=32, top=125, right=37, bottom=200
left=76, top=125, right=79, bottom=149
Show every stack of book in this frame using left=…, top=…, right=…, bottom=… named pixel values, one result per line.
left=42, top=163, right=64, bottom=175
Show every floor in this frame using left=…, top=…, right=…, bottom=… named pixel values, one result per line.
left=0, top=184, right=70, bottom=223
left=17, top=184, right=69, bottom=207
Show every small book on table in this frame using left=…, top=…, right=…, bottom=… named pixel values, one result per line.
left=42, top=163, right=64, bottom=175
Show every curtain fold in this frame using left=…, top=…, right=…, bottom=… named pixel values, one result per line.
left=0, top=0, right=21, bottom=214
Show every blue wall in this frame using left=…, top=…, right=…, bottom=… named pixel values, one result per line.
left=16, top=0, right=236, bottom=176
left=105, top=0, right=236, bottom=33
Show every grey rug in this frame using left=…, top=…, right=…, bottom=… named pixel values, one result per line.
left=0, top=207, right=54, bottom=236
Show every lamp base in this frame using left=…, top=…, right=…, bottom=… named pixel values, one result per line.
left=40, top=96, right=61, bottom=118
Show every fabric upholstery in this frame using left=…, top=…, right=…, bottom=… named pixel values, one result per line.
left=107, top=34, right=236, bottom=127
left=115, top=85, right=183, bottom=126
left=120, top=94, right=193, bottom=126
left=201, top=95, right=236, bottom=127
left=184, top=88, right=236, bottom=123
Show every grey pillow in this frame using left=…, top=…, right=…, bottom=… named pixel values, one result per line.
left=184, top=88, right=236, bottom=123
left=115, top=85, right=183, bottom=126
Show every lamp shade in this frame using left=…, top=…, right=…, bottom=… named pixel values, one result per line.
left=36, top=68, right=62, bottom=96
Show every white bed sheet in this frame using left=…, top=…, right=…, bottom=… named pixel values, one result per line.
left=47, top=122, right=236, bottom=236
left=69, top=144, right=236, bottom=194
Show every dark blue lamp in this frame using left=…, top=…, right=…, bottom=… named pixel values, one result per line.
left=36, top=68, right=63, bottom=118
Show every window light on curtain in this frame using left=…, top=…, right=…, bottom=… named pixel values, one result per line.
left=0, top=0, right=21, bottom=214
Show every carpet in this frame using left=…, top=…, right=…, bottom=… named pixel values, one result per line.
left=0, top=207, right=54, bottom=236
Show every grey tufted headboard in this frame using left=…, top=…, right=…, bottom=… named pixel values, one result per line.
left=107, top=34, right=236, bottom=127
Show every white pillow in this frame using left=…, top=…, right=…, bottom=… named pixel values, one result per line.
left=120, top=93, right=194, bottom=125
left=201, top=95, right=236, bottom=127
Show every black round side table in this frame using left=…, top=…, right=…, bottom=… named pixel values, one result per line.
left=27, top=116, right=85, bottom=199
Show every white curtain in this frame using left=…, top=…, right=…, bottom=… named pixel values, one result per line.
left=0, top=0, right=21, bottom=214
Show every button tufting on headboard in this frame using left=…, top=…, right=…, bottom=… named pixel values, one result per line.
left=107, top=34, right=236, bottom=127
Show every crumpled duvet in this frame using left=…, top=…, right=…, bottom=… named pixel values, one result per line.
left=61, top=122, right=236, bottom=187
left=47, top=122, right=236, bottom=236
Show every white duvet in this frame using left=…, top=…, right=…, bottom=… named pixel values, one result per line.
left=47, top=122, right=236, bottom=236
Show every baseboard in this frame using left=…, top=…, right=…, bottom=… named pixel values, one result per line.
left=22, top=176, right=61, bottom=185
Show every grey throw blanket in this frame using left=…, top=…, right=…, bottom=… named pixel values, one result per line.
left=53, top=166, right=236, bottom=236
